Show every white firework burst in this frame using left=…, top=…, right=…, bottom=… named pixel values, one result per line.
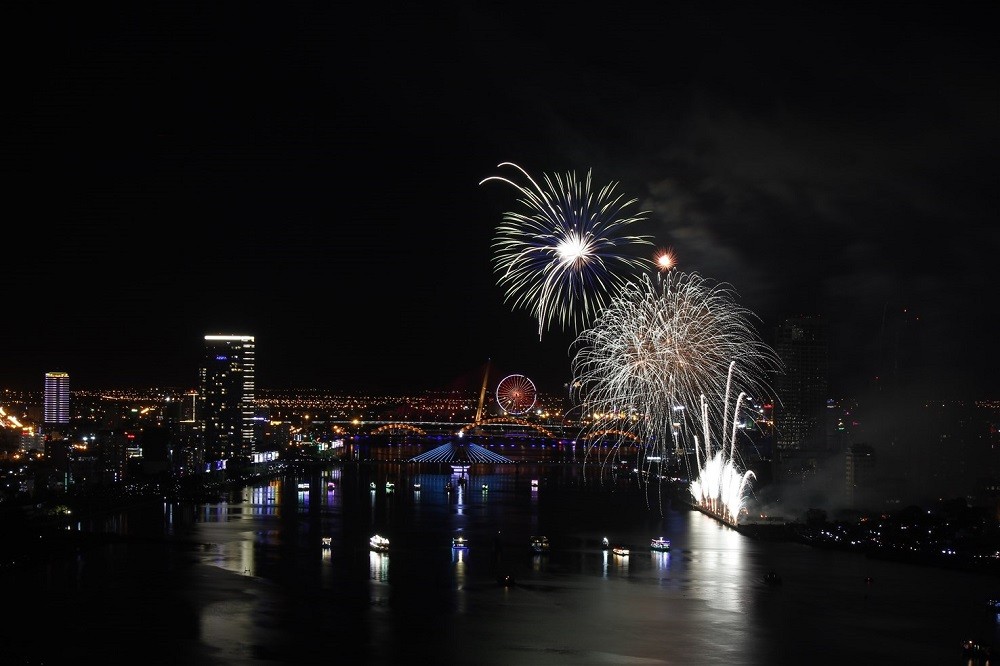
left=480, top=162, right=654, bottom=339
left=569, top=270, right=781, bottom=514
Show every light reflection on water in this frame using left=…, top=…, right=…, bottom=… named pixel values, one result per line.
left=369, top=551, right=389, bottom=582
left=15, top=461, right=1000, bottom=665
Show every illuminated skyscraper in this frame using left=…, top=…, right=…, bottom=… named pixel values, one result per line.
left=200, top=334, right=256, bottom=465
left=43, top=371, right=70, bottom=427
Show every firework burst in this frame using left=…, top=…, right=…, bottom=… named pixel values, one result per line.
left=480, top=162, right=654, bottom=339
left=569, top=270, right=781, bottom=511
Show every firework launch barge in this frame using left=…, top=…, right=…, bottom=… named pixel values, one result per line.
left=680, top=493, right=794, bottom=541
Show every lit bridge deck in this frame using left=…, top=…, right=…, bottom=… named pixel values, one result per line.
left=406, top=442, right=514, bottom=464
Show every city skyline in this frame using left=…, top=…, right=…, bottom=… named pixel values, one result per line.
left=3, top=3, right=996, bottom=400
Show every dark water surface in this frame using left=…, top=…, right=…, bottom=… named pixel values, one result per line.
left=4, top=462, right=998, bottom=665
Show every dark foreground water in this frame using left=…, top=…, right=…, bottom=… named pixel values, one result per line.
left=3, top=462, right=998, bottom=665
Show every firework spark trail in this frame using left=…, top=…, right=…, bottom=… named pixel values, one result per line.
left=687, top=362, right=761, bottom=523
left=480, top=162, right=654, bottom=339
left=569, top=270, right=781, bottom=514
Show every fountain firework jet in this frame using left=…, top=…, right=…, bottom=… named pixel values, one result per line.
left=570, top=270, right=780, bottom=515
left=688, top=362, right=760, bottom=524
left=480, top=162, right=654, bottom=339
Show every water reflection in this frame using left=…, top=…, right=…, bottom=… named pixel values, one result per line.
left=651, top=550, right=671, bottom=573
left=10, top=460, right=1000, bottom=666
left=685, top=510, right=748, bottom=614
left=250, top=483, right=278, bottom=511
left=369, top=551, right=389, bottom=582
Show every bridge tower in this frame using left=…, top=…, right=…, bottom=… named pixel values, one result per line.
left=473, top=359, right=491, bottom=433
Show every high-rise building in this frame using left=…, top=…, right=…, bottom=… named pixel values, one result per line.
left=43, top=371, right=70, bottom=427
left=772, top=316, right=829, bottom=485
left=200, top=334, right=256, bottom=466
left=774, top=316, right=828, bottom=452
left=845, top=443, right=876, bottom=508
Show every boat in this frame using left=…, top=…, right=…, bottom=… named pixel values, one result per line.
left=530, top=535, right=550, bottom=553
left=451, top=535, right=469, bottom=549
left=321, top=536, right=332, bottom=548
left=601, top=537, right=609, bottom=549
left=763, top=571, right=782, bottom=585
left=649, top=537, right=671, bottom=552
left=385, top=481, right=395, bottom=492
left=445, top=481, right=453, bottom=492
left=369, top=481, right=376, bottom=490
left=481, top=484, right=489, bottom=491
left=369, top=534, right=390, bottom=553
left=612, top=546, right=630, bottom=557
left=412, top=483, right=421, bottom=490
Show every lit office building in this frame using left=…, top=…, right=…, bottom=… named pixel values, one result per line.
left=201, top=334, right=256, bottom=466
left=43, top=371, right=71, bottom=427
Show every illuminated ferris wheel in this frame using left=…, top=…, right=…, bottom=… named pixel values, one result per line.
left=496, top=374, right=537, bottom=416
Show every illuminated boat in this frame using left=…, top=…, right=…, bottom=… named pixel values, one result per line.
left=451, top=535, right=469, bottom=549
left=321, top=536, right=332, bottom=548
left=369, top=481, right=376, bottom=490
left=649, top=537, right=671, bottom=552
left=412, top=483, right=421, bottom=490
left=530, top=535, right=550, bottom=553
left=385, top=481, right=395, bottom=492
left=369, top=534, right=390, bottom=553
left=601, top=537, right=609, bottom=549
left=763, top=571, right=782, bottom=585
left=612, top=546, right=630, bottom=557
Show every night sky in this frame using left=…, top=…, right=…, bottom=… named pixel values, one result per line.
left=3, top=3, right=996, bottom=399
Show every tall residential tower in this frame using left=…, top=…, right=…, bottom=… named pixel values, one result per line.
left=43, top=371, right=71, bottom=427
left=200, top=334, right=256, bottom=466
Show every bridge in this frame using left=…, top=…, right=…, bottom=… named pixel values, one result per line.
left=325, top=419, right=577, bottom=440
left=406, top=441, right=514, bottom=464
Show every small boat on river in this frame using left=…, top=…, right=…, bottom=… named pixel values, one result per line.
left=369, top=534, right=390, bottom=553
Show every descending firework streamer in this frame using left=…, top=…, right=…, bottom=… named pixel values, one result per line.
left=569, top=270, right=780, bottom=511
left=480, top=162, right=654, bottom=339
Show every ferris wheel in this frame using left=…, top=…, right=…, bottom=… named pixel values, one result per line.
left=496, top=374, right=537, bottom=415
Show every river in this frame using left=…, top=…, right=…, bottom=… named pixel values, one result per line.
left=3, top=461, right=998, bottom=665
